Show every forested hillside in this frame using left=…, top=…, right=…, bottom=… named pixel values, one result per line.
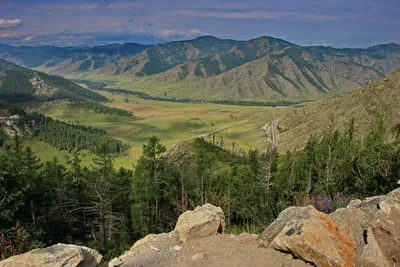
left=0, top=58, right=106, bottom=102
left=0, top=103, right=128, bottom=155
left=1, top=115, right=399, bottom=261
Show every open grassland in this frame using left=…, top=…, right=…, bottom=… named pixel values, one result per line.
left=31, top=90, right=286, bottom=168
left=21, top=140, right=94, bottom=167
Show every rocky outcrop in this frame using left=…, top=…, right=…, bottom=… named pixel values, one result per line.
left=258, top=205, right=355, bottom=267
left=109, top=203, right=225, bottom=267
left=108, top=189, right=400, bottom=267
left=331, top=188, right=400, bottom=267
left=0, top=243, right=102, bottom=267
left=174, top=203, right=225, bottom=242
left=259, top=188, right=400, bottom=267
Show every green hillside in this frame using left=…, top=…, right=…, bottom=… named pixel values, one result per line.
left=0, top=103, right=128, bottom=155
left=0, top=58, right=107, bottom=102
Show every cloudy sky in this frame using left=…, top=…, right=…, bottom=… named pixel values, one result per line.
left=0, top=0, right=399, bottom=47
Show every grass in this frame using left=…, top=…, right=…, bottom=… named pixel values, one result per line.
left=29, top=89, right=288, bottom=168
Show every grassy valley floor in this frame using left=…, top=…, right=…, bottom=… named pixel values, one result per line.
left=27, top=90, right=287, bottom=168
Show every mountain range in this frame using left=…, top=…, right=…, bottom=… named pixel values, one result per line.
left=1, top=36, right=400, bottom=101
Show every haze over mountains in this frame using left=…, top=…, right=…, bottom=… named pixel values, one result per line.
left=1, top=35, right=400, bottom=101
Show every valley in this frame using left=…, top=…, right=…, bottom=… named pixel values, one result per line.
left=1, top=51, right=398, bottom=168
left=0, top=34, right=399, bottom=267
left=27, top=90, right=286, bottom=168
left=20, top=69, right=400, bottom=169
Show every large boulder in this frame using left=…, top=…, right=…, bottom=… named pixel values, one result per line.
left=0, top=244, right=102, bottom=267
left=258, top=205, right=355, bottom=267
left=331, top=188, right=400, bottom=267
left=109, top=204, right=225, bottom=266
left=174, top=203, right=225, bottom=242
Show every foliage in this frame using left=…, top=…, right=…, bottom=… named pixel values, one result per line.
left=0, top=115, right=399, bottom=260
left=0, top=103, right=128, bottom=155
left=80, top=83, right=300, bottom=107
left=31, top=112, right=129, bottom=155
left=71, top=101, right=133, bottom=117
left=0, top=59, right=107, bottom=102
left=0, top=141, right=133, bottom=261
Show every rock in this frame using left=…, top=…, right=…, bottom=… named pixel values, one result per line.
left=258, top=205, right=355, bottom=267
left=174, top=203, right=225, bottom=242
left=108, top=257, right=123, bottom=267
left=108, top=232, right=180, bottom=267
left=172, top=245, right=182, bottom=251
left=0, top=243, right=102, bottom=267
left=331, top=188, right=400, bottom=267
left=346, top=199, right=362, bottom=208
left=191, top=252, right=206, bottom=261
left=131, top=234, right=157, bottom=249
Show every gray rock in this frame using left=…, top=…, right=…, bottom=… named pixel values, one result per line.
left=0, top=244, right=102, bottom=267
left=191, top=252, right=205, bottom=261
left=331, top=188, right=400, bottom=267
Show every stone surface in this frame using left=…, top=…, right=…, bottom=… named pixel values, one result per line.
left=331, top=188, right=400, bottom=267
left=114, top=233, right=310, bottom=267
left=258, top=205, right=355, bottom=267
left=191, top=252, right=205, bottom=261
left=174, top=203, right=225, bottom=242
left=108, top=257, right=123, bottom=267
left=0, top=244, right=102, bottom=267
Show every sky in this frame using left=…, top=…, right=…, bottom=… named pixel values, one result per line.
left=0, top=0, right=399, bottom=48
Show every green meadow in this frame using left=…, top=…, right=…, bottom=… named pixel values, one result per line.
left=26, top=88, right=287, bottom=168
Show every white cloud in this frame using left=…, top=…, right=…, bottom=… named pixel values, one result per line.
left=0, top=18, right=23, bottom=28
left=0, top=33, right=17, bottom=38
left=313, top=43, right=330, bottom=47
left=158, top=29, right=201, bottom=38
left=303, top=42, right=335, bottom=47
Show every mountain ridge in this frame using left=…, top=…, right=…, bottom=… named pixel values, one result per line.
left=0, top=58, right=106, bottom=102
left=1, top=36, right=400, bottom=102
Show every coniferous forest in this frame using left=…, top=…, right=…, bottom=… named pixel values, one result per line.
left=0, top=112, right=399, bottom=261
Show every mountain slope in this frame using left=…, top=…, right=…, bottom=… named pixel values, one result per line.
left=278, top=70, right=400, bottom=150
left=0, top=43, right=149, bottom=73
left=2, top=37, right=400, bottom=102
left=0, top=58, right=106, bottom=102
left=148, top=43, right=384, bottom=101
left=36, top=36, right=241, bottom=77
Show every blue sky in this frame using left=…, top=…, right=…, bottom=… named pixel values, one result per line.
left=0, top=0, right=399, bottom=47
